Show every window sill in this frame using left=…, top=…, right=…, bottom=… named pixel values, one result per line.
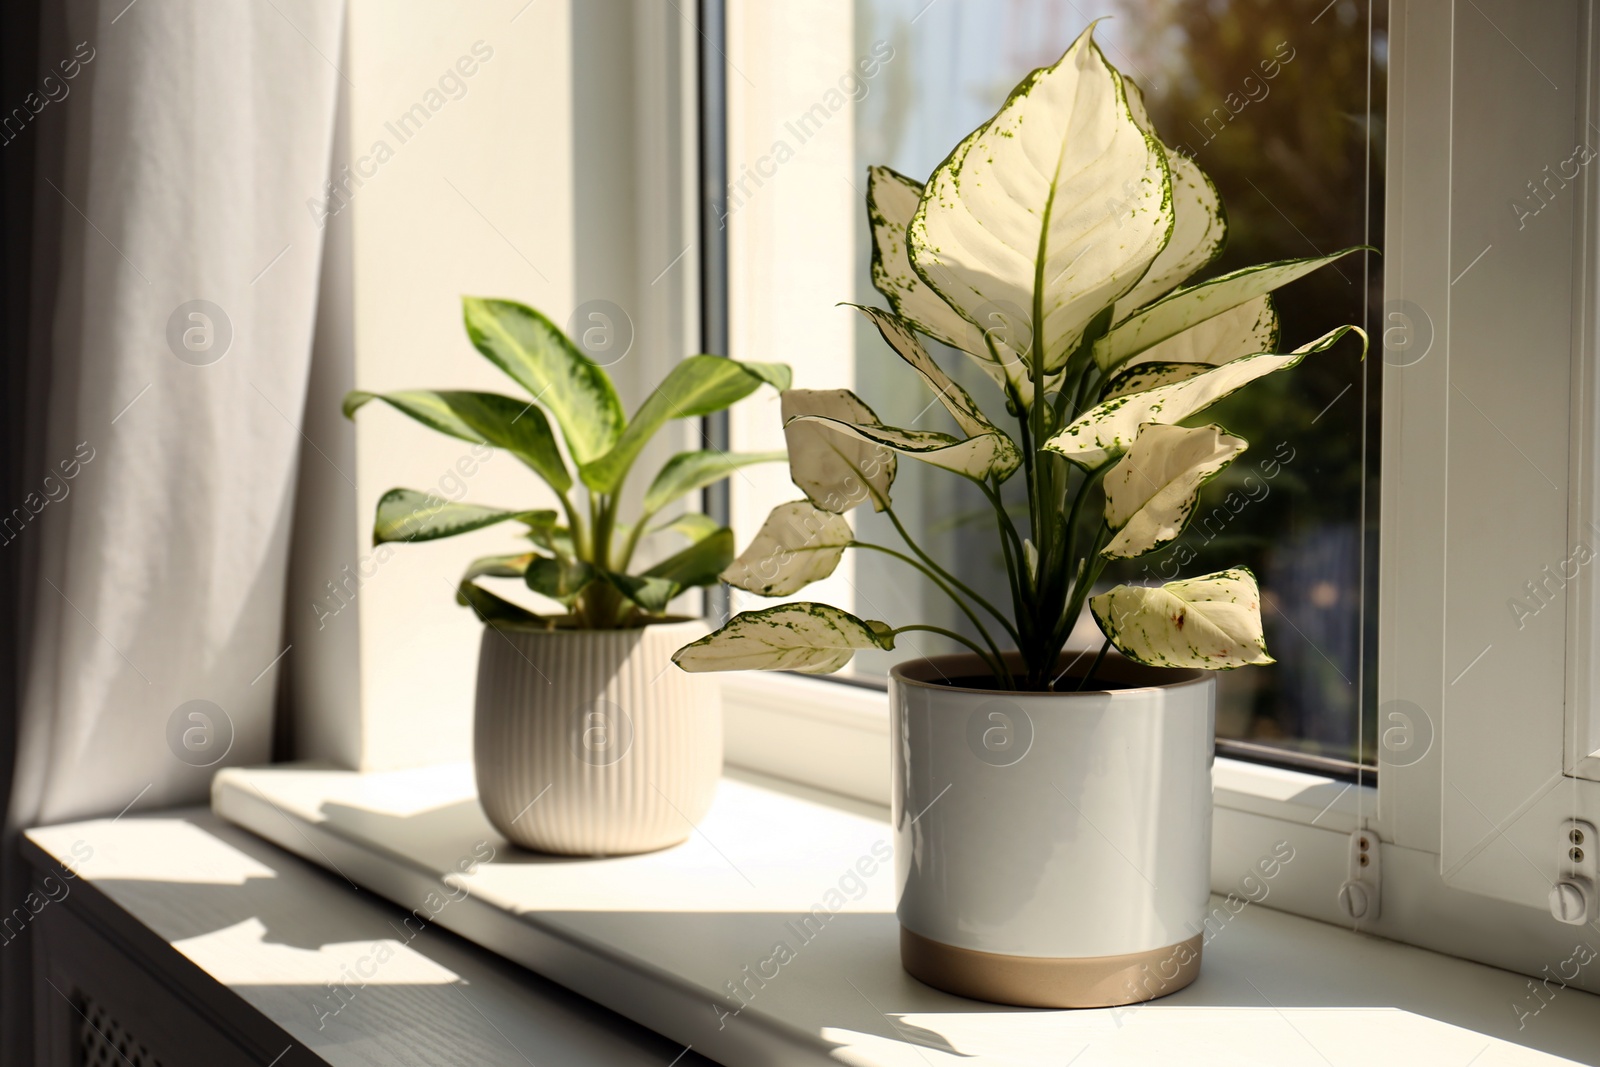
left=202, top=761, right=1597, bottom=1066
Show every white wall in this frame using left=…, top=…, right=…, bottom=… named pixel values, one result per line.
left=287, top=0, right=696, bottom=771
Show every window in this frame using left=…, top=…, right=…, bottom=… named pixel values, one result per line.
left=725, top=0, right=1385, bottom=770
left=718, top=0, right=1600, bottom=970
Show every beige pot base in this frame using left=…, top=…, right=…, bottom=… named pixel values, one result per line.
left=901, top=927, right=1202, bottom=1008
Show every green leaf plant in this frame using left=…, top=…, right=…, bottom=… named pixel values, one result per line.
left=673, top=26, right=1368, bottom=690
left=346, top=297, right=790, bottom=630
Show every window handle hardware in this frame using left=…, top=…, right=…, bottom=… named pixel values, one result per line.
left=1336, top=829, right=1381, bottom=926
left=1549, top=819, right=1598, bottom=926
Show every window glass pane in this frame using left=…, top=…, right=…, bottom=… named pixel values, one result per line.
left=727, top=0, right=1384, bottom=766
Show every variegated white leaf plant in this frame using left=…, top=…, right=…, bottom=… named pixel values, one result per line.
left=674, top=26, right=1367, bottom=690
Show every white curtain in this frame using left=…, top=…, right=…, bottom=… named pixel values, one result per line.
left=4, top=0, right=344, bottom=1058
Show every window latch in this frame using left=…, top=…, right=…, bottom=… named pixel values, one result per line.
left=1549, top=819, right=1598, bottom=926
left=1337, top=829, right=1381, bottom=926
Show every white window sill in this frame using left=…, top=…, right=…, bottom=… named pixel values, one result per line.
left=198, top=761, right=1599, bottom=1066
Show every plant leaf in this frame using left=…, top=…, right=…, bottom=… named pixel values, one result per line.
left=343, top=389, right=572, bottom=493
left=1112, top=294, right=1278, bottom=377
left=525, top=557, right=595, bottom=603
left=461, top=552, right=537, bottom=583
left=1093, top=250, right=1365, bottom=371
left=866, top=167, right=1032, bottom=401
left=867, top=166, right=982, bottom=351
left=908, top=25, right=1172, bottom=374
left=1046, top=325, right=1364, bottom=468
left=1090, top=567, right=1272, bottom=670
left=461, top=296, right=625, bottom=464
left=722, top=501, right=853, bottom=597
left=789, top=415, right=1022, bottom=483
left=600, top=570, right=680, bottom=613
left=373, top=489, right=553, bottom=545
left=672, top=603, right=895, bottom=675
left=651, top=511, right=722, bottom=539
left=579, top=356, right=790, bottom=493
left=644, top=526, right=734, bottom=590
left=641, top=450, right=788, bottom=517
left=848, top=305, right=996, bottom=437
left=456, top=580, right=550, bottom=628
left=1100, top=361, right=1214, bottom=402
left=783, top=389, right=897, bottom=513
left=1112, top=81, right=1226, bottom=317
left=1102, top=424, right=1247, bottom=559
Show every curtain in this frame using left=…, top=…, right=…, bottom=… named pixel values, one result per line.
left=2, top=1, right=344, bottom=1061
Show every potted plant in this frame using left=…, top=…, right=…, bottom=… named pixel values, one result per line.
left=346, top=296, right=788, bottom=855
left=674, top=27, right=1366, bottom=1007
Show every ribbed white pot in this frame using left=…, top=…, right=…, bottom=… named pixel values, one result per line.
left=473, top=618, right=721, bottom=856
left=891, top=651, right=1215, bottom=1008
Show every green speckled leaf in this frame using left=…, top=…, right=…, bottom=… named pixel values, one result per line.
left=1090, top=567, right=1271, bottom=670
left=672, top=603, right=894, bottom=675
left=908, top=25, right=1173, bottom=374
left=866, top=167, right=1032, bottom=403
left=1047, top=325, right=1364, bottom=468
left=1112, top=81, right=1226, bottom=318
left=1105, top=295, right=1279, bottom=380
left=1100, top=361, right=1214, bottom=402
left=1102, top=424, right=1246, bottom=559
left=867, top=167, right=985, bottom=354
left=723, top=501, right=853, bottom=597
left=1094, top=250, right=1365, bottom=371
left=783, top=389, right=898, bottom=513
left=849, top=304, right=997, bottom=438
left=789, top=414, right=1021, bottom=484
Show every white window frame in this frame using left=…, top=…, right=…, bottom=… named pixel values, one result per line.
left=708, top=0, right=1600, bottom=980
left=1377, top=0, right=1600, bottom=919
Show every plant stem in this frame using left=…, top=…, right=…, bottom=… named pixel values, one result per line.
left=891, top=625, right=1011, bottom=688
left=558, top=494, right=587, bottom=559
left=1075, top=637, right=1112, bottom=691
left=882, top=504, right=1017, bottom=637
left=852, top=541, right=1015, bottom=678
left=616, top=514, right=647, bottom=572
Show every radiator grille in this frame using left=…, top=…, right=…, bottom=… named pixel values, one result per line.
left=77, top=993, right=164, bottom=1067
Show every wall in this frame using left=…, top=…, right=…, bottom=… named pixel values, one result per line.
left=286, top=0, right=696, bottom=770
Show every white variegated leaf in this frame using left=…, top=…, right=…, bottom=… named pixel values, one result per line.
left=1102, top=424, right=1247, bottom=559
left=908, top=26, right=1172, bottom=374
left=672, top=603, right=894, bottom=675
left=1090, top=568, right=1272, bottom=670
left=866, top=168, right=1035, bottom=405
left=1094, top=249, right=1365, bottom=371
left=1112, top=294, right=1279, bottom=374
left=1113, top=83, right=1226, bottom=317
left=1046, top=325, right=1363, bottom=468
left=851, top=305, right=995, bottom=438
left=783, top=389, right=897, bottom=513
left=1100, top=361, right=1213, bottom=402
left=790, top=415, right=1022, bottom=483
left=723, top=501, right=853, bottom=597
left=867, top=167, right=980, bottom=352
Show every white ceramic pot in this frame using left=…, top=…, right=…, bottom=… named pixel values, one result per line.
left=890, top=651, right=1214, bottom=1008
left=474, top=618, right=721, bottom=855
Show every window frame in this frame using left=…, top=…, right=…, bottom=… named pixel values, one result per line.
left=1376, top=0, right=1600, bottom=912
